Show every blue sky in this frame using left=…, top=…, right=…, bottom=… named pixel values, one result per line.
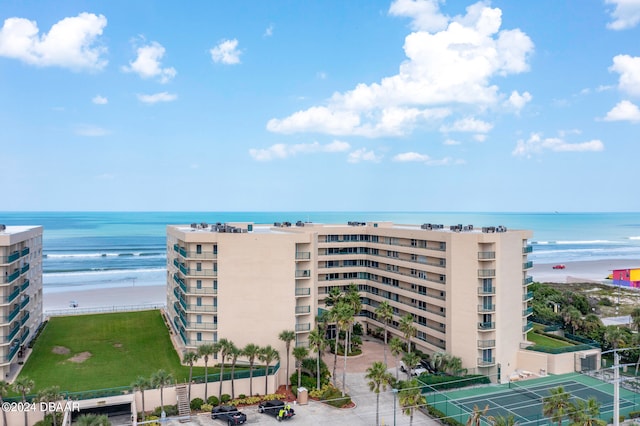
left=1, top=0, right=639, bottom=212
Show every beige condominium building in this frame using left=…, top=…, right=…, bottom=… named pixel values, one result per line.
left=0, top=225, right=43, bottom=380
left=167, top=220, right=533, bottom=383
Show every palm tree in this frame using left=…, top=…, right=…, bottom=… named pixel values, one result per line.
left=293, top=346, right=309, bottom=388
left=151, top=369, right=174, bottom=417
left=198, top=343, right=215, bottom=401
left=37, top=386, right=63, bottom=426
left=182, top=351, right=200, bottom=401
left=466, top=404, right=489, bottom=426
left=375, top=301, right=394, bottom=365
left=217, top=338, right=234, bottom=402
left=568, top=397, right=605, bottom=426
left=131, top=376, right=150, bottom=421
left=243, top=343, right=261, bottom=396
left=446, top=355, right=467, bottom=376
left=75, top=414, right=110, bottom=426
left=259, top=345, right=280, bottom=395
left=226, top=343, right=241, bottom=399
left=390, top=337, right=404, bottom=381
left=0, top=380, right=10, bottom=426
left=487, top=414, right=518, bottom=426
left=365, top=361, right=393, bottom=426
left=399, top=379, right=426, bottom=426
left=542, top=386, right=571, bottom=426
left=308, top=328, right=327, bottom=389
left=335, top=300, right=354, bottom=396
left=345, top=284, right=362, bottom=353
left=12, top=376, right=34, bottom=426
left=325, top=287, right=343, bottom=307
left=604, top=325, right=627, bottom=351
left=402, top=351, right=421, bottom=379
left=562, top=306, right=582, bottom=334
left=399, top=313, right=416, bottom=354
left=279, top=330, right=296, bottom=392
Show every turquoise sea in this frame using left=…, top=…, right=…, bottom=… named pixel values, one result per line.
left=1, top=212, right=639, bottom=292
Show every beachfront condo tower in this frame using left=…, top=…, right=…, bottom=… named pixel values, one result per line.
left=166, top=221, right=533, bottom=383
left=0, top=225, right=43, bottom=379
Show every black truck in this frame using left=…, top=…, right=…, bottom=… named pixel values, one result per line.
left=258, top=399, right=295, bottom=421
left=211, top=405, right=247, bottom=425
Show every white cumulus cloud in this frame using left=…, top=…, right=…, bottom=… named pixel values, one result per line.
left=249, top=140, right=350, bottom=161
left=210, top=39, right=241, bottom=64
left=512, top=133, right=604, bottom=157
left=0, top=13, right=107, bottom=70
left=92, top=95, right=108, bottom=105
left=505, top=90, right=532, bottom=112
left=122, top=40, right=176, bottom=83
left=392, top=151, right=461, bottom=166
left=604, top=100, right=640, bottom=122
left=606, top=0, right=640, bottom=30
left=610, top=54, right=640, bottom=96
left=348, top=148, right=382, bottom=163
left=137, top=92, right=177, bottom=104
left=440, top=117, right=493, bottom=133
left=267, top=1, right=533, bottom=138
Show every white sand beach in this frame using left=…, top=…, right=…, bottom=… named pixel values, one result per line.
left=43, top=285, right=166, bottom=313
left=531, top=259, right=640, bottom=284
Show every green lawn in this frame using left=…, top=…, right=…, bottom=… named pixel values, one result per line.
left=17, top=310, right=207, bottom=393
left=526, top=330, right=575, bottom=348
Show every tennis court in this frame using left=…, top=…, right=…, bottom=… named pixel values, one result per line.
left=425, top=373, right=640, bottom=425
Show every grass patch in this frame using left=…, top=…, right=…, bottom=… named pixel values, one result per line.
left=17, top=310, right=206, bottom=393
left=526, top=330, right=575, bottom=348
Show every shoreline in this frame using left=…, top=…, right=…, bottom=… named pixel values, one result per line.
left=531, top=259, right=639, bottom=284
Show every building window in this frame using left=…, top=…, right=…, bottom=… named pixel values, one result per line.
left=196, top=262, right=202, bottom=272
left=196, top=315, right=202, bottom=324
left=213, top=280, right=218, bottom=292
left=197, top=280, right=202, bottom=289
left=197, top=332, right=202, bottom=341
left=196, top=297, right=202, bottom=306
left=213, top=244, right=218, bottom=255
left=196, top=244, right=202, bottom=254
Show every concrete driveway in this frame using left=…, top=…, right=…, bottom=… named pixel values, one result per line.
left=166, top=339, right=438, bottom=426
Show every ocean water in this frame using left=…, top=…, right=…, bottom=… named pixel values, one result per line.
left=1, top=212, right=639, bottom=292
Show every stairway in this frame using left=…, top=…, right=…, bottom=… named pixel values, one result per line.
left=175, top=384, right=191, bottom=422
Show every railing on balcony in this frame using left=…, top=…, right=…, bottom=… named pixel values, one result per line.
left=295, top=270, right=311, bottom=278
left=295, top=288, right=311, bottom=296
left=186, top=269, right=216, bottom=277
left=523, top=321, right=533, bottom=332
left=6, top=325, right=20, bottom=342
left=295, top=305, right=311, bottom=314
left=20, top=296, right=30, bottom=309
left=186, top=305, right=217, bottom=313
left=20, top=264, right=29, bottom=274
left=20, top=312, right=29, bottom=326
left=295, top=323, right=311, bottom=332
left=5, top=287, right=20, bottom=304
left=477, top=304, right=495, bottom=313
left=523, top=261, right=533, bottom=269
left=20, top=280, right=29, bottom=292
left=20, top=329, right=29, bottom=343
left=523, top=245, right=533, bottom=254
left=296, top=252, right=311, bottom=260
left=477, top=340, right=496, bottom=348
left=523, top=307, right=533, bottom=316
left=2, top=270, right=20, bottom=285
left=477, top=357, right=496, bottom=366
left=523, top=291, right=533, bottom=301
left=0, top=251, right=20, bottom=264
left=6, top=306, right=20, bottom=322
left=21, top=247, right=29, bottom=257
left=5, top=343, right=19, bottom=362
left=523, top=276, right=533, bottom=285
left=478, top=269, right=495, bottom=277
left=185, top=321, right=217, bottom=330
left=477, top=287, right=495, bottom=295
left=478, top=322, right=495, bottom=330
left=477, top=251, right=495, bottom=260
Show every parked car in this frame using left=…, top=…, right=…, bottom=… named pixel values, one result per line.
left=399, top=360, right=427, bottom=376
left=258, top=399, right=295, bottom=421
left=552, top=264, right=566, bottom=269
left=211, top=405, right=247, bottom=425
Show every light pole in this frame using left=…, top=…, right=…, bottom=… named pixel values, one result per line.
left=393, top=388, right=398, bottom=426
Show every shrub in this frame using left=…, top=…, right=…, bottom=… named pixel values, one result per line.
left=190, top=397, right=204, bottom=410
left=629, top=411, right=640, bottom=419
left=221, top=394, right=231, bottom=403
left=599, top=297, right=613, bottom=306
left=309, top=383, right=352, bottom=408
left=290, top=372, right=316, bottom=391
left=152, top=404, right=178, bottom=417
left=33, top=413, right=63, bottom=426
left=201, top=403, right=213, bottom=412
left=207, top=396, right=219, bottom=406
left=426, top=404, right=464, bottom=426
left=239, top=394, right=246, bottom=399
left=417, top=374, right=490, bottom=391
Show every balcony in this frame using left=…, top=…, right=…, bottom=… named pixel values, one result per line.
left=20, top=264, right=29, bottom=274
left=523, top=245, right=533, bottom=254
left=523, top=321, right=533, bottom=332
left=5, top=343, right=19, bottom=362
left=173, top=274, right=187, bottom=293
left=295, top=323, right=311, bottom=332
left=477, top=251, right=495, bottom=260
left=295, top=270, right=311, bottom=278
left=20, top=312, right=29, bottom=326
left=295, top=305, right=311, bottom=315
left=478, top=269, right=495, bottom=278
left=20, top=247, right=29, bottom=257
left=20, top=329, right=29, bottom=343
left=477, top=357, right=496, bottom=367
left=477, top=340, right=496, bottom=348
left=0, top=252, right=20, bottom=264
left=185, top=321, right=217, bottom=330
left=20, top=296, right=29, bottom=309
left=295, top=287, right=311, bottom=297
left=523, top=291, right=533, bottom=301
left=2, top=270, right=20, bottom=285
left=186, top=269, right=216, bottom=277
left=478, top=322, right=495, bottom=331
left=523, top=276, right=533, bottom=285
left=296, top=252, right=311, bottom=260
left=186, top=304, right=217, bottom=313
left=5, top=287, right=20, bottom=304
left=477, top=287, right=495, bottom=295
left=20, top=280, right=29, bottom=292
left=523, top=307, right=533, bottom=316
left=523, top=261, right=533, bottom=269
left=6, top=306, right=20, bottom=322
left=5, top=325, right=20, bottom=342
left=477, top=304, right=495, bottom=313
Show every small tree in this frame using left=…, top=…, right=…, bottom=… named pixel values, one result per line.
left=217, top=338, right=234, bottom=403
left=182, top=351, right=199, bottom=401
left=542, top=386, right=571, bottom=426
left=13, top=376, right=34, bottom=426
left=375, top=301, right=394, bottom=365
left=466, top=404, right=489, bottom=426
left=402, top=351, right=421, bottom=379
left=198, top=343, right=216, bottom=401
left=308, top=328, right=327, bottom=390
left=399, top=379, right=426, bottom=426
left=568, top=397, right=605, bottom=426
left=242, top=343, right=261, bottom=396
left=131, top=376, right=150, bottom=421
left=37, top=386, right=63, bottom=426
left=389, top=337, right=404, bottom=381
left=399, top=313, right=416, bottom=354
left=292, top=346, right=309, bottom=388
left=366, top=362, right=393, bottom=426
left=227, top=343, right=241, bottom=399
left=279, top=330, right=296, bottom=392
left=151, top=369, right=174, bottom=417
left=259, top=345, right=280, bottom=395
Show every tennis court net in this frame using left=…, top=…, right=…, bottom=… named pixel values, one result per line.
left=509, top=381, right=546, bottom=402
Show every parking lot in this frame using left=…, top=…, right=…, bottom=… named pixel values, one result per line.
left=165, top=339, right=438, bottom=426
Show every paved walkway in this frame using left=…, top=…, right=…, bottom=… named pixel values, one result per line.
left=166, top=339, right=438, bottom=426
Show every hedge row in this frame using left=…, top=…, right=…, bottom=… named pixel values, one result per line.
left=418, top=374, right=490, bottom=391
